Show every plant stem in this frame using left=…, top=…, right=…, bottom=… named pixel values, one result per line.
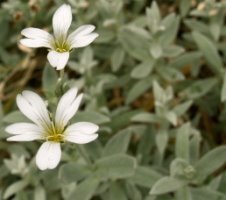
left=59, top=69, right=64, bottom=80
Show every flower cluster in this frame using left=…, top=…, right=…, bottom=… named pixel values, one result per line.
left=6, top=4, right=99, bottom=170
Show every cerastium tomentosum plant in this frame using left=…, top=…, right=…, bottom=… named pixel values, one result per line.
left=5, top=87, right=99, bottom=170
left=20, top=4, right=99, bottom=70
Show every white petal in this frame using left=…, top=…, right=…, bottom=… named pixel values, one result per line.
left=20, top=38, right=51, bottom=48
left=67, top=25, right=95, bottom=41
left=55, top=93, right=83, bottom=128
left=16, top=91, right=51, bottom=127
left=65, top=132, right=98, bottom=144
left=36, top=142, right=61, bottom=170
left=55, top=87, right=78, bottom=122
left=61, top=94, right=83, bottom=124
left=53, top=4, right=72, bottom=38
left=21, top=27, right=53, bottom=48
left=70, top=33, right=99, bottom=48
left=47, top=51, right=69, bottom=70
left=5, top=123, right=43, bottom=135
left=65, top=122, right=99, bottom=134
left=55, top=88, right=83, bottom=127
left=7, top=134, right=42, bottom=142
left=64, top=122, right=98, bottom=144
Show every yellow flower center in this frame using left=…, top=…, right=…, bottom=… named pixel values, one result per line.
left=44, top=122, right=65, bottom=143
left=53, top=38, right=71, bottom=53
left=47, top=134, right=64, bottom=142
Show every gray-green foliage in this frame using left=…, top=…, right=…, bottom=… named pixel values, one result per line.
left=1, top=0, right=226, bottom=199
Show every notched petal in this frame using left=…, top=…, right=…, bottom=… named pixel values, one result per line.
left=36, top=142, right=61, bottom=170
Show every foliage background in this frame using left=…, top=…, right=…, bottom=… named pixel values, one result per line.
left=1, top=0, right=226, bottom=199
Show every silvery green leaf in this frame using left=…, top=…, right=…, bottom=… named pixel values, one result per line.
left=153, top=81, right=173, bottom=107
left=173, top=100, right=193, bottom=117
left=184, top=20, right=209, bottom=34
left=59, top=163, right=91, bottom=183
left=72, top=111, right=110, bottom=124
left=195, top=146, right=226, bottom=181
left=125, top=182, right=142, bottom=200
left=160, top=15, right=180, bottom=45
left=176, top=123, right=190, bottom=161
left=103, top=128, right=131, bottom=156
left=209, top=10, right=224, bottom=41
left=95, top=154, right=136, bottom=180
left=165, top=111, right=177, bottom=126
left=78, top=141, right=103, bottom=161
left=145, top=197, right=158, bottom=200
left=4, top=154, right=28, bottom=176
left=189, top=9, right=207, bottom=17
left=67, top=178, right=99, bottom=200
left=209, top=21, right=221, bottom=41
left=153, top=81, right=165, bottom=105
left=110, top=110, right=139, bottom=131
left=179, top=0, right=191, bottom=17
left=62, top=183, right=76, bottom=200
left=131, top=60, right=155, bottom=79
left=111, top=47, right=125, bottom=72
left=191, top=187, right=226, bottom=200
left=129, top=166, right=162, bottom=188
left=221, top=73, right=226, bottom=102
left=126, top=77, right=152, bottom=104
left=175, top=186, right=192, bottom=200
left=169, top=51, right=202, bottom=69
left=108, top=183, right=127, bottom=200
left=3, top=179, right=29, bottom=199
left=119, top=26, right=151, bottom=61
left=0, top=165, right=8, bottom=180
left=146, top=1, right=161, bottom=33
left=156, top=66, right=185, bottom=82
left=189, top=129, right=202, bottom=164
left=131, top=112, right=161, bottom=123
left=208, top=175, right=222, bottom=190
left=95, top=29, right=115, bottom=43
left=192, top=31, right=224, bottom=75
left=41, top=171, right=61, bottom=190
left=34, top=186, right=46, bottom=200
left=150, top=176, right=187, bottom=195
left=0, top=101, right=3, bottom=122
left=156, top=130, right=169, bottom=156
left=150, top=42, right=162, bottom=59
left=162, top=45, right=185, bottom=58
left=137, top=127, right=155, bottom=164
left=42, top=64, right=58, bottom=96
left=3, top=111, right=29, bottom=123
left=103, top=18, right=117, bottom=28
left=80, top=47, right=97, bottom=69
left=180, top=78, right=218, bottom=99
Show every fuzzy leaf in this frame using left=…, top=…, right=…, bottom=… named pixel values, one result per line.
left=150, top=177, right=187, bottom=195
left=95, top=154, right=136, bottom=180
left=192, top=31, right=224, bottom=75
left=195, top=146, right=226, bottom=181
left=103, top=128, right=131, bottom=156
left=68, top=178, right=99, bottom=200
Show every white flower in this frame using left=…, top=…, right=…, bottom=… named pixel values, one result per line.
left=20, top=4, right=99, bottom=70
left=5, top=88, right=99, bottom=170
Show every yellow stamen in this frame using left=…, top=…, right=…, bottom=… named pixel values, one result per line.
left=44, top=122, right=65, bottom=143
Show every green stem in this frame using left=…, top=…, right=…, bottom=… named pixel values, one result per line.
left=59, top=69, right=64, bottom=80
left=56, top=70, right=65, bottom=96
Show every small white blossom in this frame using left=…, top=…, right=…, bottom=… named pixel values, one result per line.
left=5, top=88, right=99, bottom=170
left=20, top=4, right=99, bottom=70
